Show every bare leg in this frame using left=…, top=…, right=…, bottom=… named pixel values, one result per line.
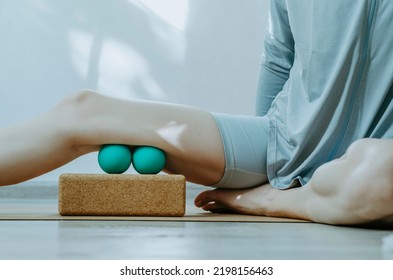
left=0, top=90, right=225, bottom=186
left=195, top=138, right=393, bottom=226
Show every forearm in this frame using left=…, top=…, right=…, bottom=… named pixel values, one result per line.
left=255, top=65, right=289, bottom=116
left=255, top=0, right=294, bottom=116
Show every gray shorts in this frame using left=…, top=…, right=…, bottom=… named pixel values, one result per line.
left=211, top=113, right=269, bottom=189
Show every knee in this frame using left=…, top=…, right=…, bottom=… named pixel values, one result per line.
left=345, top=139, right=393, bottom=175
left=58, top=89, right=99, bottom=110
left=342, top=139, right=392, bottom=183
left=345, top=138, right=378, bottom=158
left=52, top=90, right=102, bottom=144
left=309, top=138, right=393, bottom=224
left=56, top=90, right=103, bottom=121
left=311, top=138, right=393, bottom=196
left=341, top=139, right=393, bottom=207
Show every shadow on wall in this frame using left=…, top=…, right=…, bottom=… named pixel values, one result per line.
left=0, top=0, right=267, bottom=125
left=0, top=0, right=268, bottom=180
left=0, top=0, right=185, bottom=103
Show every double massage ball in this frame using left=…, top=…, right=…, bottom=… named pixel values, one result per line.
left=98, top=144, right=166, bottom=175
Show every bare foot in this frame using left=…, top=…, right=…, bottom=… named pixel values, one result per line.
left=194, top=185, right=270, bottom=215
left=194, top=180, right=393, bottom=227
left=194, top=183, right=310, bottom=221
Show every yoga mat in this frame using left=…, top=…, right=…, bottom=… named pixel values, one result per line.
left=0, top=181, right=308, bottom=223
left=0, top=201, right=307, bottom=222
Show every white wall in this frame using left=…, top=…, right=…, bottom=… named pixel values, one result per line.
left=0, top=0, right=269, bottom=181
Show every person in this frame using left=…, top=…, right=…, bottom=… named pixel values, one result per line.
left=1, top=0, right=393, bottom=227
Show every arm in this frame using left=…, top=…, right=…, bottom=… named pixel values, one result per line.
left=255, top=0, right=294, bottom=116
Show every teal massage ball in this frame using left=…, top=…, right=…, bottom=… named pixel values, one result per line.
left=98, top=144, right=132, bottom=174
left=132, top=146, right=166, bottom=174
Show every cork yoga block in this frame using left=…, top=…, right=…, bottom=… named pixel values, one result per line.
left=58, top=174, right=186, bottom=217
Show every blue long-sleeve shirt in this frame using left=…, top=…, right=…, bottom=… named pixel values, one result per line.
left=213, top=0, right=393, bottom=189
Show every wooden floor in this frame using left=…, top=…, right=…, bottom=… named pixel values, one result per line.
left=0, top=181, right=392, bottom=260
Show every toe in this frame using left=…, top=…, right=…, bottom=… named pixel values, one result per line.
left=194, top=189, right=219, bottom=207
left=201, top=201, right=232, bottom=213
left=195, top=189, right=239, bottom=213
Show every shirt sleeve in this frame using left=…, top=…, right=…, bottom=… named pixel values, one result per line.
left=255, top=0, right=295, bottom=116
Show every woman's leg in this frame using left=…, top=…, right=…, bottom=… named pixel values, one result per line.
left=0, top=90, right=225, bottom=186
left=195, top=138, right=393, bottom=226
